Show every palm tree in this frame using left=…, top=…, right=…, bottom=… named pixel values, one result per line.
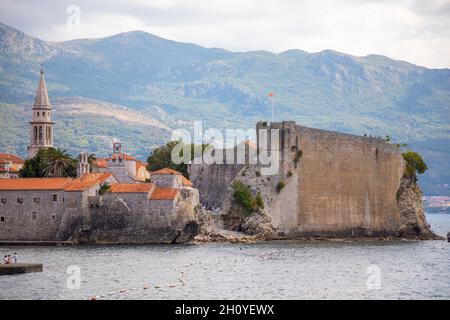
left=41, top=148, right=76, bottom=177
left=87, top=153, right=97, bottom=171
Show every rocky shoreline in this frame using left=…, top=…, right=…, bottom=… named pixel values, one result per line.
left=191, top=205, right=445, bottom=244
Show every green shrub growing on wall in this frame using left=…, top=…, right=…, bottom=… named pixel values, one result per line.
left=232, top=181, right=264, bottom=215
left=402, top=151, right=427, bottom=182
left=232, top=181, right=254, bottom=214
left=99, top=182, right=111, bottom=195
left=276, top=181, right=286, bottom=193
left=255, top=194, right=264, bottom=209
left=293, top=150, right=303, bottom=163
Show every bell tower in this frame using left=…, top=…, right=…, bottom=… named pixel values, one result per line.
left=77, top=152, right=90, bottom=178
left=27, top=69, right=54, bottom=158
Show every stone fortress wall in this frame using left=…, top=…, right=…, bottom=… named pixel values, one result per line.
left=259, top=121, right=405, bottom=236
left=190, top=121, right=434, bottom=238
left=0, top=190, right=67, bottom=241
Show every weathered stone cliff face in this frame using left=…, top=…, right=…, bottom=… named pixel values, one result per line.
left=396, top=176, right=438, bottom=239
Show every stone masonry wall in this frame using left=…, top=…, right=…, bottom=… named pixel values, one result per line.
left=290, top=125, right=404, bottom=236
left=150, top=174, right=182, bottom=188
left=0, top=190, right=67, bottom=240
left=83, top=190, right=199, bottom=244
left=189, top=163, right=244, bottom=209
left=192, top=121, right=419, bottom=238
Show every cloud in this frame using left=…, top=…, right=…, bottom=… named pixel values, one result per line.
left=0, top=0, right=449, bottom=68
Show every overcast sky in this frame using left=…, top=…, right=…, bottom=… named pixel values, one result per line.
left=1, top=0, right=449, bottom=68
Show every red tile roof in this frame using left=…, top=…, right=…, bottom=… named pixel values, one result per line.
left=0, top=153, right=24, bottom=164
left=151, top=168, right=182, bottom=175
left=110, top=183, right=155, bottom=193
left=182, top=176, right=193, bottom=187
left=150, top=187, right=180, bottom=200
left=93, top=158, right=108, bottom=168
left=135, top=160, right=148, bottom=175
left=64, top=173, right=113, bottom=191
left=0, top=178, right=73, bottom=190
left=0, top=167, right=19, bottom=173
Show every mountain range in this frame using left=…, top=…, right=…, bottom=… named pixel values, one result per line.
left=0, top=22, right=449, bottom=195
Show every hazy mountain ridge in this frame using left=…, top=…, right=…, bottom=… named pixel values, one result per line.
left=0, top=22, right=449, bottom=195
left=0, top=97, right=171, bottom=160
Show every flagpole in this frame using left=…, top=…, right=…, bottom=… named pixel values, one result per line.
left=271, top=97, right=274, bottom=123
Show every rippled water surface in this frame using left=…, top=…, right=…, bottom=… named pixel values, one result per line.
left=1, top=214, right=449, bottom=300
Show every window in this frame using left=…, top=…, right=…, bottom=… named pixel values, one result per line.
left=17, top=198, right=23, bottom=204
left=0, top=217, right=4, bottom=222
left=33, top=197, right=40, bottom=204
left=37, top=112, right=40, bottom=116
left=43, top=112, right=45, bottom=117
left=51, top=214, right=56, bottom=221
left=31, top=212, right=37, bottom=220
left=52, top=194, right=58, bottom=202
left=1, top=198, right=6, bottom=204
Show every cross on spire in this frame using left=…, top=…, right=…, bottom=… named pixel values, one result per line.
left=33, top=69, right=51, bottom=109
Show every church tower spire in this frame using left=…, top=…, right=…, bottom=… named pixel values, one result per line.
left=27, top=69, right=54, bottom=158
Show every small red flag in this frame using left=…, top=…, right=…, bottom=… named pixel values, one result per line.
left=268, top=92, right=274, bottom=97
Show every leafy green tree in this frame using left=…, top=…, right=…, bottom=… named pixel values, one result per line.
left=19, top=148, right=76, bottom=178
left=146, top=141, right=209, bottom=178
left=87, top=153, right=97, bottom=171
left=41, top=148, right=76, bottom=177
left=19, top=157, right=40, bottom=177
left=383, top=137, right=426, bottom=183
left=402, top=151, right=428, bottom=182
left=98, top=182, right=111, bottom=195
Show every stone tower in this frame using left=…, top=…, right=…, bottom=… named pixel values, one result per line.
left=108, top=141, right=135, bottom=183
left=77, top=152, right=90, bottom=178
left=27, top=70, right=54, bottom=158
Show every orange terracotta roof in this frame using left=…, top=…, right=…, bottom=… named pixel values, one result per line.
left=0, top=167, right=19, bottom=173
left=64, top=173, right=113, bottom=191
left=150, top=187, right=179, bottom=200
left=182, top=176, right=193, bottom=187
left=136, top=161, right=148, bottom=175
left=151, top=168, right=182, bottom=175
left=81, top=172, right=112, bottom=183
left=0, top=178, right=73, bottom=190
left=93, top=158, right=108, bottom=168
left=110, top=183, right=154, bottom=193
left=0, top=153, right=24, bottom=164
